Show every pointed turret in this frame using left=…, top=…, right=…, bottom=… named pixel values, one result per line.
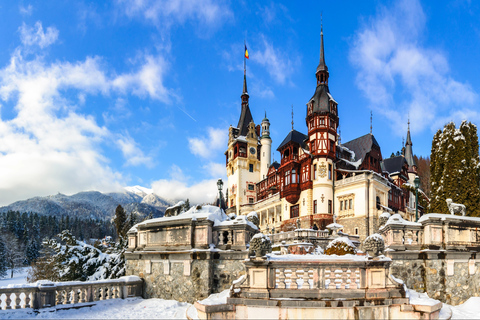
left=404, top=120, right=417, bottom=172
left=315, top=23, right=329, bottom=86
left=237, top=73, right=253, bottom=137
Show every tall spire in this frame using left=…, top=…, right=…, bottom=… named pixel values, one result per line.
left=404, top=119, right=416, bottom=170
left=237, top=43, right=252, bottom=137
left=370, top=110, right=373, bottom=134
left=316, top=16, right=329, bottom=86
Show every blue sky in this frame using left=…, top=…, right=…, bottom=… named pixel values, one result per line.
left=0, top=0, right=479, bottom=206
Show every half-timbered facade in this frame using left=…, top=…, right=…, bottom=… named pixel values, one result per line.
left=225, top=27, right=421, bottom=242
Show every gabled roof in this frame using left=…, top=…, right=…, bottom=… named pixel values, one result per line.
left=342, top=133, right=380, bottom=163
left=277, top=130, right=308, bottom=151
left=383, top=156, right=408, bottom=175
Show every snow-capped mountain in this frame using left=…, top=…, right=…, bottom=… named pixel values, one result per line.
left=0, top=188, right=173, bottom=220
left=124, top=186, right=154, bottom=198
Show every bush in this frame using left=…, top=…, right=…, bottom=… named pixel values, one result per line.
left=325, top=237, right=357, bottom=255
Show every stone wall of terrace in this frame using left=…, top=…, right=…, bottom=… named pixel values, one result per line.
left=380, top=213, right=480, bottom=305
left=195, top=254, right=442, bottom=319
left=125, top=205, right=258, bottom=303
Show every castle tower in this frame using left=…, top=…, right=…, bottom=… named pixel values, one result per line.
left=404, top=120, right=418, bottom=181
left=305, top=25, right=339, bottom=216
left=226, top=71, right=262, bottom=215
left=260, top=113, right=272, bottom=179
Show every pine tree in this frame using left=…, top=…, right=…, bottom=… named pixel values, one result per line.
left=429, top=121, right=480, bottom=216
left=114, top=205, right=128, bottom=239
left=0, top=237, right=7, bottom=279
left=459, top=121, right=480, bottom=216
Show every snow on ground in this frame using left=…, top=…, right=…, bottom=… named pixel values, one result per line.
left=0, top=268, right=30, bottom=287
left=2, top=268, right=480, bottom=319
left=0, top=298, right=195, bottom=319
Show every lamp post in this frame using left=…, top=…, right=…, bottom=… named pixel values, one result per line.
left=414, top=176, right=420, bottom=222
left=217, top=179, right=224, bottom=208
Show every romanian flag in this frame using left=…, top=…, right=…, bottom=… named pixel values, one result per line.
left=245, top=45, right=249, bottom=59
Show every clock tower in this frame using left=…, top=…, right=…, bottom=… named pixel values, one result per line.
left=226, top=72, right=262, bottom=215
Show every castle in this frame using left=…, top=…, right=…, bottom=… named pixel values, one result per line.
left=225, top=27, right=420, bottom=241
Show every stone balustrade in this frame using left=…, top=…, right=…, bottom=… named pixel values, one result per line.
left=128, top=211, right=257, bottom=252
left=231, top=255, right=404, bottom=305
left=381, top=213, right=480, bottom=251
left=0, top=276, right=142, bottom=311
left=268, top=229, right=360, bottom=250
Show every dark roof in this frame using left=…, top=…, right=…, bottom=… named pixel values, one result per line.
left=269, top=161, right=280, bottom=170
left=277, top=130, right=308, bottom=151
left=309, top=84, right=334, bottom=114
left=342, top=133, right=380, bottom=163
left=383, top=156, right=408, bottom=174
left=404, top=129, right=416, bottom=167
left=237, top=104, right=253, bottom=137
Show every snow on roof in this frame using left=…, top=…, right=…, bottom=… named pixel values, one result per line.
left=326, top=222, right=343, bottom=229
left=384, top=213, right=421, bottom=227
left=418, top=213, right=480, bottom=224
left=236, top=135, right=247, bottom=142
left=339, top=157, right=362, bottom=169
left=327, top=92, right=337, bottom=104
left=136, top=205, right=228, bottom=227
left=214, top=214, right=258, bottom=230
left=380, top=211, right=391, bottom=218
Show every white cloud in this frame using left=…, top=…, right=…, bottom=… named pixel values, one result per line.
left=113, top=54, right=174, bottom=103
left=117, top=134, right=154, bottom=167
left=0, top=27, right=176, bottom=205
left=203, top=162, right=226, bottom=179
left=349, top=0, right=477, bottom=135
left=188, top=127, right=226, bottom=159
left=151, top=165, right=222, bottom=205
left=19, top=22, right=59, bottom=48
left=253, top=36, right=296, bottom=85
left=19, top=5, right=33, bottom=16
left=115, top=0, right=233, bottom=31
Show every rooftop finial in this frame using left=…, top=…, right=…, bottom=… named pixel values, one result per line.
left=291, top=104, right=294, bottom=130
left=316, top=13, right=328, bottom=77
left=370, top=110, right=373, bottom=134
left=321, top=12, right=323, bottom=35
left=242, top=40, right=248, bottom=95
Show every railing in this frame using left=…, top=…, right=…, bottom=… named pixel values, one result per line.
left=0, top=276, right=143, bottom=311
left=274, top=263, right=361, bottom=290
left=268, top=229, right=359, bottom=247
left=233, top=256, right=402, bottom=303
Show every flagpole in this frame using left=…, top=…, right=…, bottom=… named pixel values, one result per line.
left=244, top=39, right=246, bottom=76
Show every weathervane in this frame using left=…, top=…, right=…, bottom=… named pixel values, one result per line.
left=370, top=110, right=373, bottom=134
left=291, top=105, right=294, bottom=130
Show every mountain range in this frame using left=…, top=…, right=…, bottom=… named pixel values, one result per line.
left=0, top=186, right=174, bottom=220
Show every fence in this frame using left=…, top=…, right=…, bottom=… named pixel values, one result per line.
left=233, top=256, right=404, bottom=304
left=0, top=276, right=143, bottom=311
